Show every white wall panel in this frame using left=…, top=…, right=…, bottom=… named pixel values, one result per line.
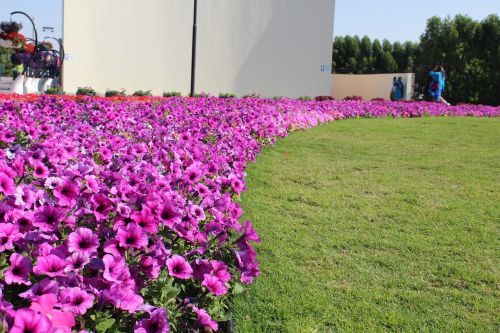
left=63, top=0, right=335, bottom=97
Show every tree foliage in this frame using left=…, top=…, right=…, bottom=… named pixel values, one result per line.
left=332, top=14, right=500, bottom=105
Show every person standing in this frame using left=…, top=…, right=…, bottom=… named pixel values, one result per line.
left=390, top=77, right=398, bottom=101
left=428, top=65, right=445, bottom=103
left=396, top=77, right=404, bottom=100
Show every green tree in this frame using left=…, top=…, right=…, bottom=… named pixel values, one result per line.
left=360, top=35, right=372, bottom=59
left=380, top=51, right=398, bottom=73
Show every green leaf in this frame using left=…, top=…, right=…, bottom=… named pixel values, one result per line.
left=96, top=318, right=116, bottom=333
left=232, top=282, right=245, bottom=295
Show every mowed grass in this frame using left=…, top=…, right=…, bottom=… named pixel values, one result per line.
left=233, top=117, right=500, bottom=333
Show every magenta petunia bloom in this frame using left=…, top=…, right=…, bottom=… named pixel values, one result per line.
left=59, top=287, right=95, bottom=315
left=159, top=202, right=181, bottom=227
left=103, top=254, right=129, bottom=282
left=192, top=305, right=218, bottom=332
left=9, top=308, right=52, bottom=333
left=167, top=255, right=193, bottom=279
left=53, top=179, right=80, bottom=207
left=4, top=253, right=32, bottom=285
left=33, top=161, right=49, bottom=179
left=192, top=259, right=212, bottom=280
left=117, top=223, right=148, bottom=249
left=19, top=278, right=59, bottom=300
left=134, top=307, right=170, bottom=333
left=34, top=205, right=65, bottom=232
left=140, top=256, right=161, bottom=279
left=30, top=293, right=75, bottom=331
left=102, top=284, right=143, bottom=314
left=91, top=193, right=113, bottom=221
left=131, top=207, right=158, bottom=233
left=0, top=222, right=21, bottom=252
left=202, top=274, right=228, bottom=296
left=33, top=254, right=67, bottom=277
left=210, top=260, right=231, bottom=282
left=0, top=172, right=15, bottom=196
left=67, top=227, right=100, bottom=255
left=66, top=252, right=90, bottom=272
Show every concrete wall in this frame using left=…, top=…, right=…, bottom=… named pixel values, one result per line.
left=331, top=73, right=415, bottom=100
left=63, top=0, right=335, bottom=97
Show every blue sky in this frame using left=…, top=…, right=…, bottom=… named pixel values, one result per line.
left=0, top=0, right=499, bottom=43
left=0, top=0, right=62, bottom=40
left=334, top=0, right=500, bottom=42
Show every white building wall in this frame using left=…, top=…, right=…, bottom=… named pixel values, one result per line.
left=63, top=0, right=335, bottom=97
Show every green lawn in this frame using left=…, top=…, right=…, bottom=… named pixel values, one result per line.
left=233, top=117, right=500, bottom=333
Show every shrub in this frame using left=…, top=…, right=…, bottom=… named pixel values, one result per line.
left=163, top=91, right=182, bottom=98
left=44, top=86, right=64, bottom=95
left=76, top=86, right=97, bottom=97
left=105, top=89, right=126, bottom=97
left=298, top=96, right=313, bottom=101
left=132, top=90, right=152, bottom=97
left=344, top=95, right=363, bottom=101
left=371, top=98, right=386, bottom=102
left=242, top=93, right=261, bottom=99
left=218, top=92, right=236, bottom=99
left=315, top=96, right=335, bottom=101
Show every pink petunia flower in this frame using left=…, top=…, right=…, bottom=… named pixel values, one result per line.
left=134, top=307, right=170, bottom=333
left=4, top=253, right=32, bottom=285
left=192, top=305, right=218, bottom=332
left=117, top=223, right=148, bottom=249
left=9, top=308, right=52, bottom=333
left=34, top=205, right=65, bottom=232
left=167, top=255, right=193, bottom=279
left=53, top=179, right=79, bottom=207
left=0, top=223, right=20, bottom=252
left=33, top=161, right=49, bottom=179
left=33, top=254, right=67, bottom=277
left=67, top=227, right=100, bottom=255
left=30, top=293, right=75, bottom=332
left=202, top=274, right=228, bottom=296
left=19, top=278, right=59, bottom=300
left=0, top=172, right=15, bottom=196
left=59, top=287, right=95, bottom=315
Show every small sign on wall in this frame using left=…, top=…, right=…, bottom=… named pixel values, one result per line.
left=320, top=65, right=332, bottom=73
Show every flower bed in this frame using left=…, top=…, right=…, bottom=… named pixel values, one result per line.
left=0, top=95, right=498, bottom=332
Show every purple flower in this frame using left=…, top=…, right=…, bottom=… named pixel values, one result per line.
left=103, top=254, right=129, bottom=282
left=0, top=172, right=15, bottom=196
left=53, top=179, right=79, bottom=207
left=131, top=207, right=158, bottom=233
left=140, top=256, right=161, bottom=279
left=0, top=223, right=20, bottom=252
left=134, top=308, right=170, bottom=333
left=19, top=278, right=59, bottom=300
left=117, top=223, right=148, bottom=249
left=91, top=193, right=113, bottom=221
left=202, top=274, right=228, bottom=296
left=4, top=253, right=32, bottom=285
left=211, top=260, right=231, bottom=282
left=9, top=309, right=52, bottom=333
left=33, top=161, right=49, bottom=179
left=34, top=205, right=65, bottom=232
left=159, top=202, right=181, bottom=227
left=33, top=254, right=67, bottom=277
left=192, top=305, right=218, bottom=332
left=67, top=227, right=100, bottom=255
left=166, top=255, right=193, bottom=279
left=59, top=287, right=95, bottom=315
left=102, top=284, right=143, bottom=313
left=66, top=252, right=90, bottom=272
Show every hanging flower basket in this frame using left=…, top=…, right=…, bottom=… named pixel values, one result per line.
left=0, top=31, right=26, bottom=49
left=0, top=21, right=23, bottom=33
left=37, top=41, right=53, bottom=51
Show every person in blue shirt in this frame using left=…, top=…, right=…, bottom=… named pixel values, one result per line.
left=428, top=65, right=447, bottom=103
